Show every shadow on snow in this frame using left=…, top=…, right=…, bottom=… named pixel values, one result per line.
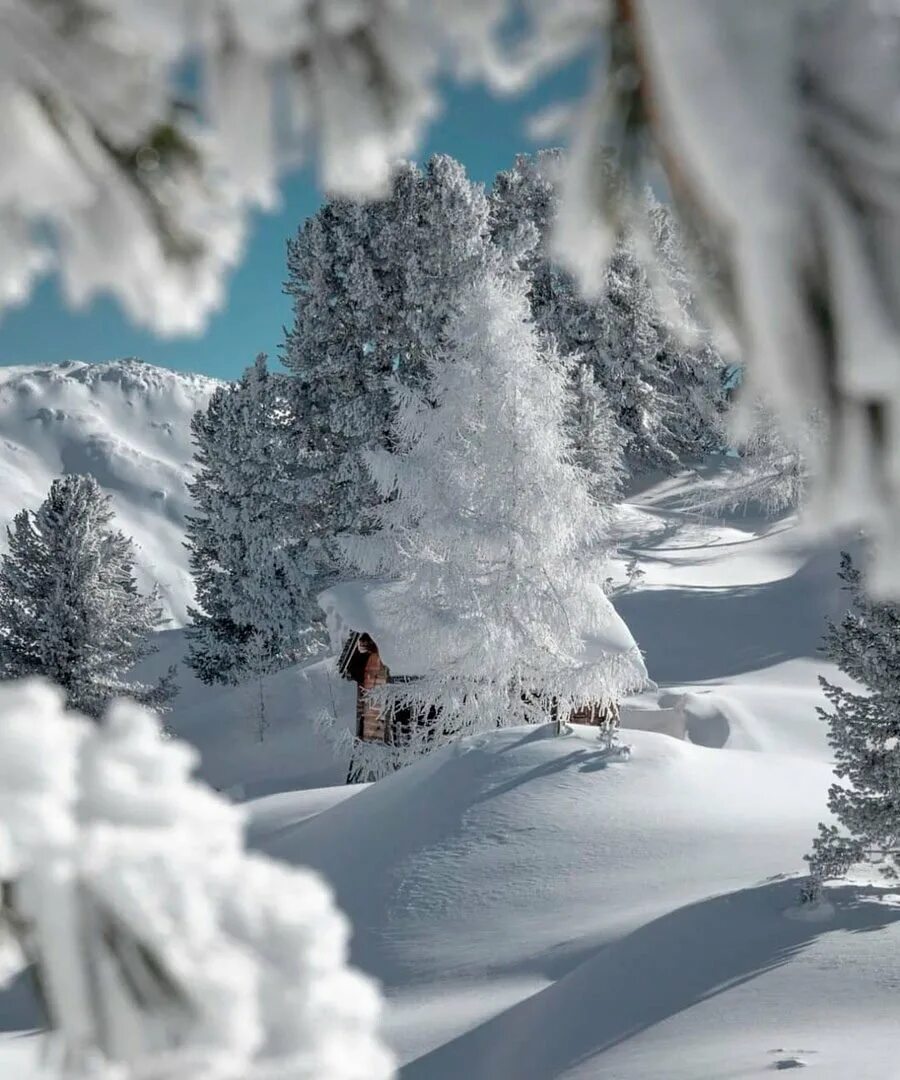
left=403, top=879, right=900, bottom=1080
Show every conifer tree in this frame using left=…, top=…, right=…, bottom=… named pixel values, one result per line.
left=282, top=155, right=516, bottom=590
left=567, top=363, right=625, bottom=506
left=490, top=149, right=727, bottom=471
left=805, top=552, right=900, bottom=898
left=185, top=355, right=323, bottom=687
left=340, top=269, right=646, bottom=774
left=0, top=474, right=175, bottom=717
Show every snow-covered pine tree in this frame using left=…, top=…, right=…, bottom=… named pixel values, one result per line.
left=0, top=474, right=175, bottom=717
left=804, top=552, right=900, bottom=899
left=185, top=355, right=323, bottom=687
left=283, top=155, right=516, bottom=593
left=568, top=363, right=626, bottom=506
left=490, top=149, right=727, bottom=472
left=340, top=268, right=646, bottom=772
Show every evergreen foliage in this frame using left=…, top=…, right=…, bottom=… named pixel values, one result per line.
left=490, top=149, right=728, bottom=470
left=185, top=355, right=323, bottom=686
left=0, top=474, right=175, bottom=717
left=282, top=155, right=514, bottom=587
left=805, top=552, right=900, bottom=897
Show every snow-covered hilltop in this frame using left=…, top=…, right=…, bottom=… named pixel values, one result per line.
left=0, top=360, right=220, bottom=625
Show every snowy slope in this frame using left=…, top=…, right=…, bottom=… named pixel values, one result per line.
left=2, top=459, right=886, bottom=1079
left=0, top=360, right=220, bottom=624
left=611, top=468, right=857, bottom=758
left=242, top=473, right=885, bottom=1078
left=256, top=725, right=900, bottom=1080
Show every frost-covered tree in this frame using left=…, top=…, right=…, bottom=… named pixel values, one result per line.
left=340, top=268, right=647, bottom=773
left=804, top=553, right=900, bottom=899
left=0, top=475, right=175, bottom=718
left=690, top=403, right=813, bottom=517
left=185, top=355, right=323, bottom=687
left=491, top=149, right=727, bottom=471
left=283, top=154, right=516, bottom=587
left=0, top=679, right=394, bottom=1079
left=567, top=363, right=625, bottom=506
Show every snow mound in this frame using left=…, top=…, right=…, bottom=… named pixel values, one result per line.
left=263, top=725, right=831, bottom=986
left=320, top=577, right=647, bottom=686
left=257, top=724, right=900, bottom=1078
left=653, top=662, right=836, bottom=759
left=0, top=360, right=220, bottom=624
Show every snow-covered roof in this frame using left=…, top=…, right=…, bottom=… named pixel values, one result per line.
left=318, top=578, right=648, bottom=691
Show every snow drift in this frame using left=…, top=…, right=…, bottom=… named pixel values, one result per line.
left=256, top=723, right=900, bottom=1079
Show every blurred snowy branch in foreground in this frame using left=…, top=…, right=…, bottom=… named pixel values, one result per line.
left=601, top=2, right=900, bottom=591
left=0, top=679, right=393, bottom=1080
left=466, top=0, right=900, bottom=593
left=0, top=0, right=438, bottom=333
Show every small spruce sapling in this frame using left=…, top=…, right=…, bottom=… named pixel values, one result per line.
left=0, top=474, right=175, bottom=717
left=804, top=552, right=900, bottom=900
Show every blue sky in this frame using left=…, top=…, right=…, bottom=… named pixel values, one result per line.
left=0, top=64, right=587, bottom=381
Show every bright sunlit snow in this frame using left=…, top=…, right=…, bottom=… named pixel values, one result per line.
left=3, top=364, right=894, bottom=1078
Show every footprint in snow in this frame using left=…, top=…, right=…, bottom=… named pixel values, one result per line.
left=768, top=1048, right=816, bottom=1070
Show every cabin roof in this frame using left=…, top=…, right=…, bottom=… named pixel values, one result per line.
left=337, top=630, right=362, bottom=678
left=318, top=578, right=648, bottom=693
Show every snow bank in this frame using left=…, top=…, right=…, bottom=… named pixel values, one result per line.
left=258, top=722, right=900, bottom=1078
left=244, top=786, right=369, bottom=846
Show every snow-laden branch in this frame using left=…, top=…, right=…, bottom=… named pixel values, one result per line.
left=0, top=0, right=439, bottom=333
left=0, top=679, right=394, bottom=1080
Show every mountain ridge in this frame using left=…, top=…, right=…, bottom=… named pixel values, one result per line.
left=0, top=358, right=222, bottom=624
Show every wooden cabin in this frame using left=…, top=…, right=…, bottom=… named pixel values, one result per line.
left=319, top=578, right=646, bottom=766
left=337, top=630, right=427, bottom=746
left=337, top=628, right=620, bottom=747
left=338, top=631, right=392, bottom=742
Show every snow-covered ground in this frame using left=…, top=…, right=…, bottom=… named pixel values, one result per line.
left=0, top=360, right=219, bottom=623
left=231, top=475, right=897, bottom=1079
left=255, top=727, right=900, bottom=1080
left=2, top=364, right=896, bottom=1077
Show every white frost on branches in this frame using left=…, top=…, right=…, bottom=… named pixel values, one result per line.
left=338, top=268, right=647, bottom=760
left=0, top=679, right=394, bottom=1080
left=0, top=0, right=439, bottom=333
